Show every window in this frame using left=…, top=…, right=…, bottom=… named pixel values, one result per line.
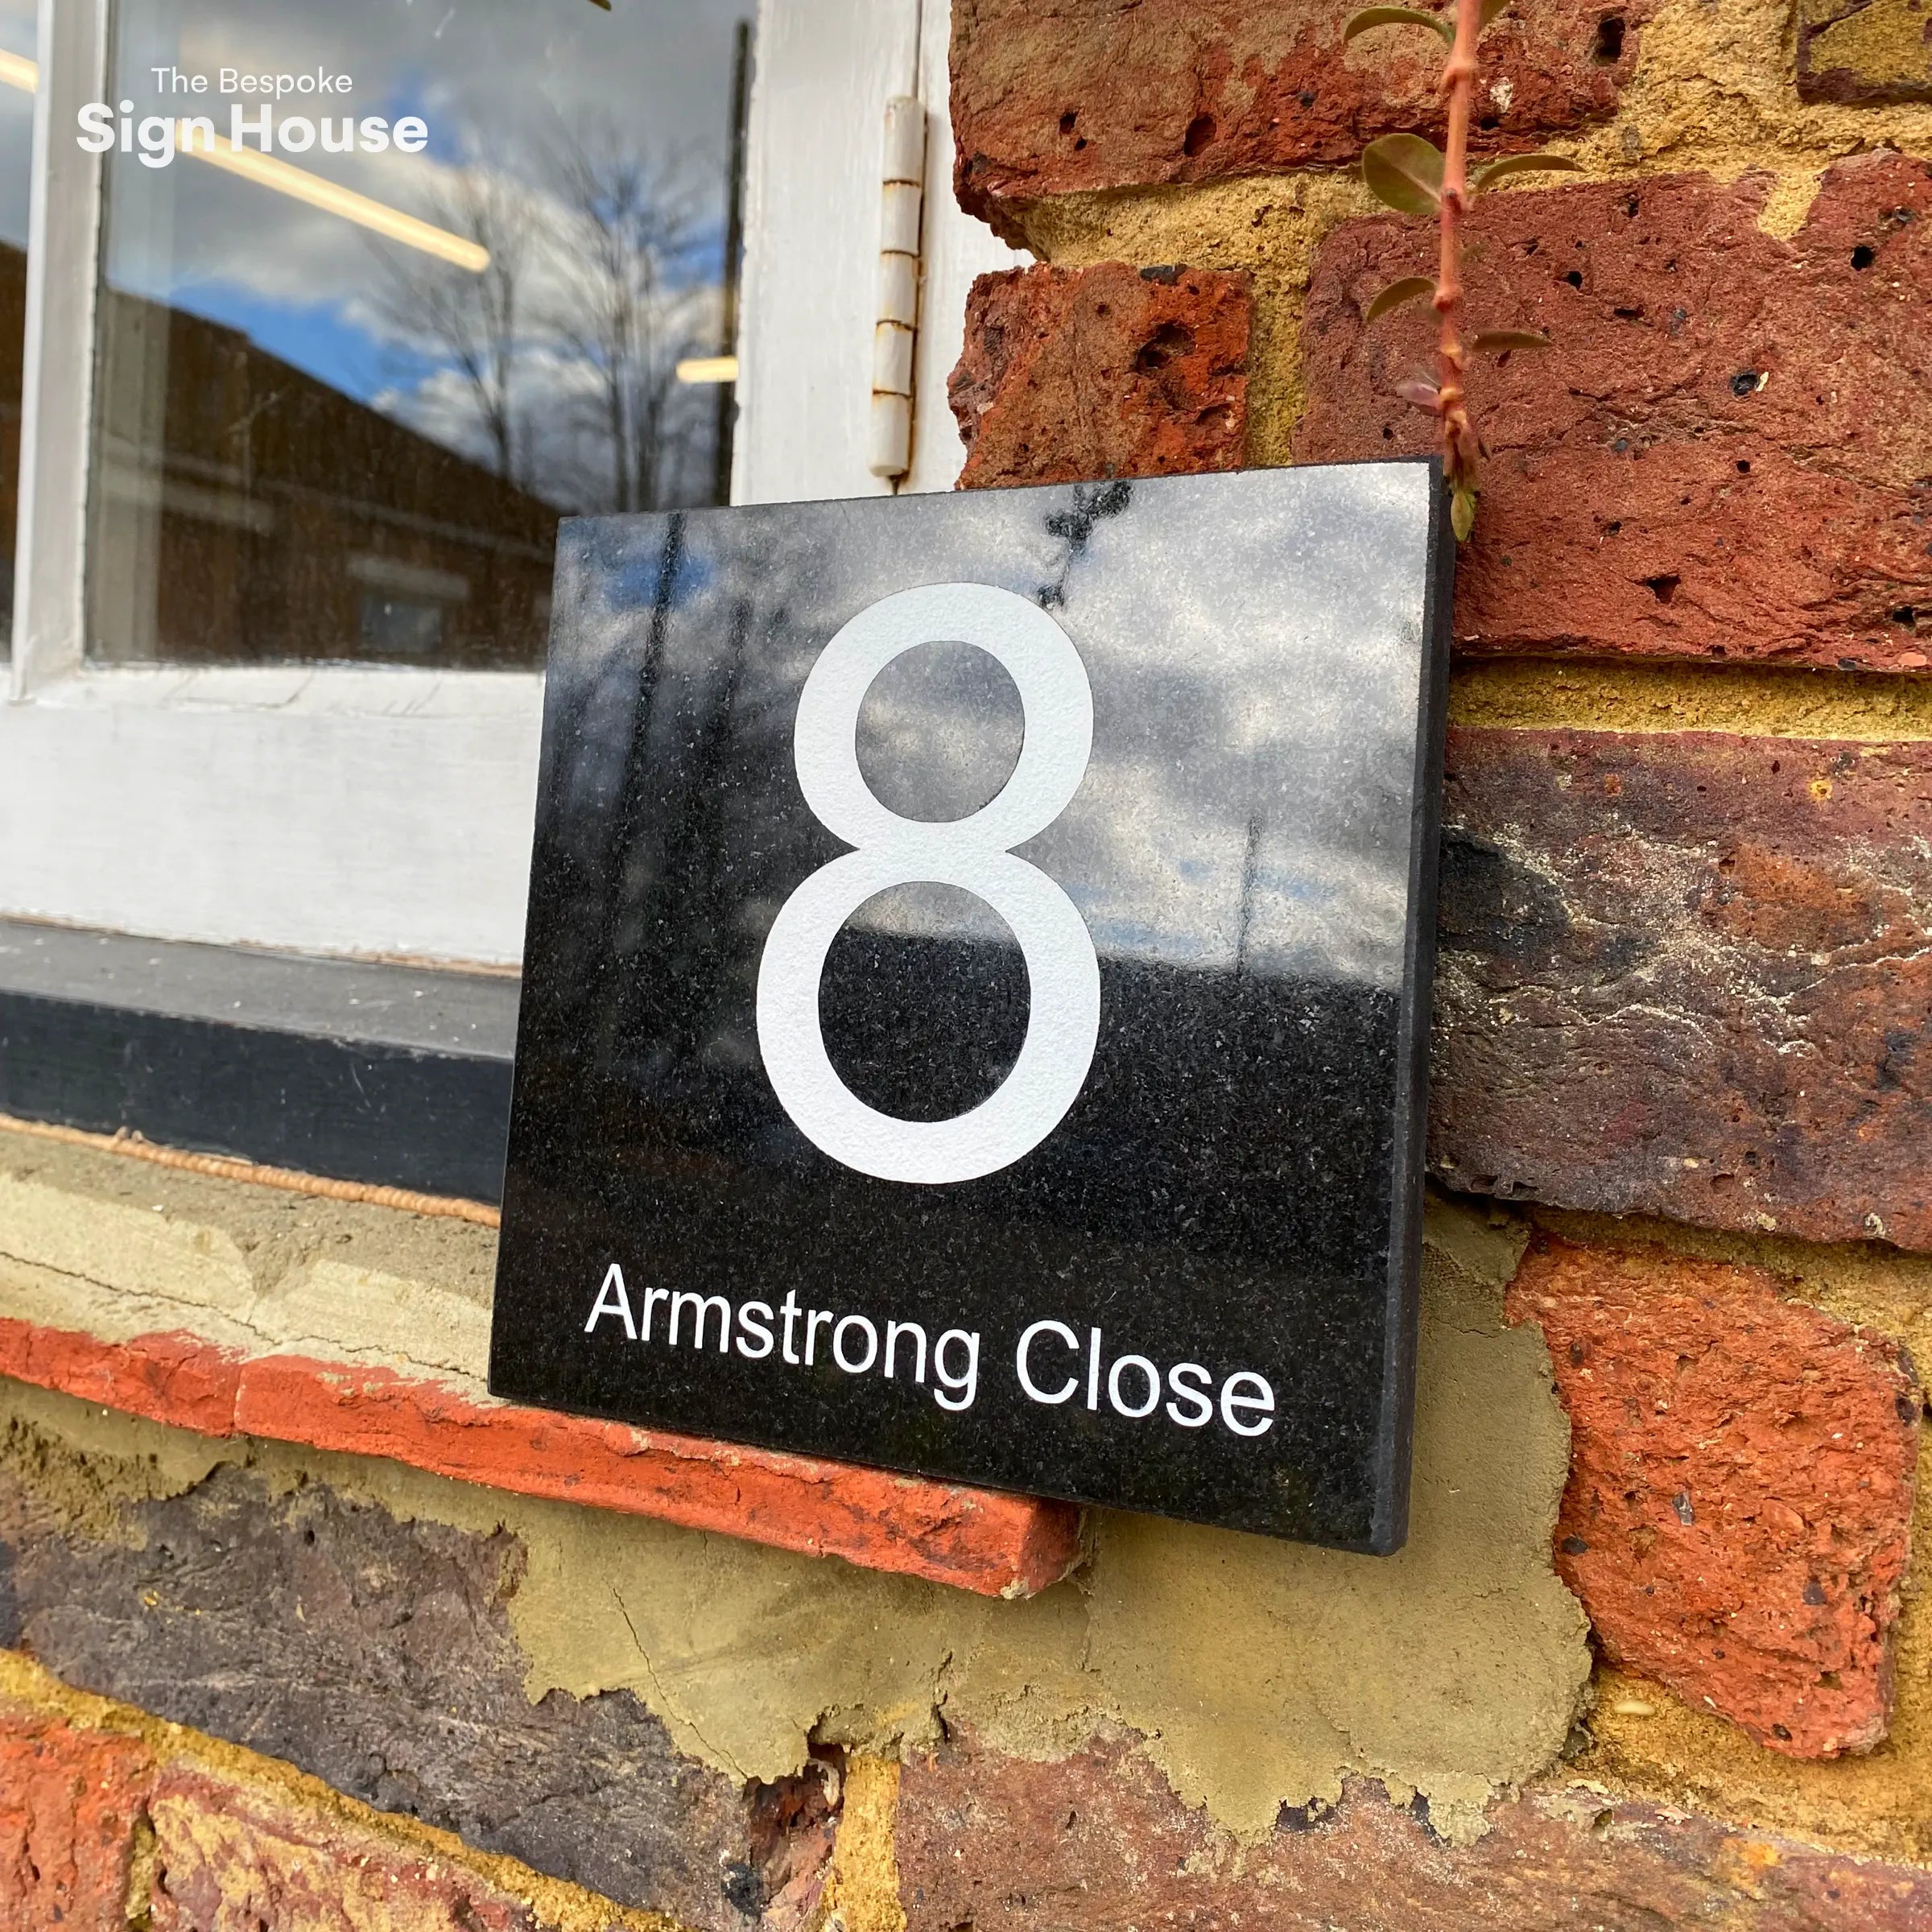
left=2, top=0, right=1019, bottom=961
left=89, top=0, right=751, bottom=669
left=0, top=0, right=35, bottom=652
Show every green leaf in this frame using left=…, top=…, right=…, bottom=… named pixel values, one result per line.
left=1471, top=153, right=1585, bottom=192
left=1361, top=134, right=1445, bottom=217
left=1479, top=0, right=1513, bottom=27
left=1471, top=328, right=1553, bottom=352
left=1451, top=484, right=1478, bottom=542
left=1344, top=6, right=1454, bottom=43
left=586, top=0, right=612, bottom=9
left=1364, top=275, right=1436, bottom=323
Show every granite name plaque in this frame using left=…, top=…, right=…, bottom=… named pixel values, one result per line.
left=490, top=461, right=1452, bottom=1550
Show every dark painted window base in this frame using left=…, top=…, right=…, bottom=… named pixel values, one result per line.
left=0, top=921, right=517, bottom=1204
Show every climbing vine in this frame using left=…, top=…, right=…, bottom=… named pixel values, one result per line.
left=1344, top=0, right=1579, bottom=538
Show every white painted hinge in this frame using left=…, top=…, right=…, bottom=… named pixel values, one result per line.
left=868, top=94, right=927, bottom=481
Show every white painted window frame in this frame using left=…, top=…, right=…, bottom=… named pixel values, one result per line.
left=0, top=0, right=1021, bottom=966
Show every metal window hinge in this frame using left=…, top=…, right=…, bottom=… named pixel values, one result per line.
left=869, top=95, right=926, bottom=482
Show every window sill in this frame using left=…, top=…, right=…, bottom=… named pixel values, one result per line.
left=16, top=663, right=545, bottom=718
left=0, top=941, right=1083, bottom=1598
left=0, top=919, right=518, bottom=1200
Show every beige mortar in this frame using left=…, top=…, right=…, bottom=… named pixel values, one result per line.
left=1, top=0, right=1922, bottom=1883
left=9, top=1147, right=1932, bottom=1859
left=1799, top=0, right=1932, bottom=98
left=991, top=0, right=1932, bottom=743
left=1006, top=0, right=1932, bottom=269
left=816, top=1755, right=906, bottom=1932
left=0, top=1125, right=1586, bottom=1847
left=1014, top=171, right=1377, bottom=471
left=1448, top=658, right=1932, bottom=741
left=0, top=1126, right=497, bottom=1392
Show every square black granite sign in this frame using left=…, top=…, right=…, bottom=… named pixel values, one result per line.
left=490, top=461, right=1452, bottom=1551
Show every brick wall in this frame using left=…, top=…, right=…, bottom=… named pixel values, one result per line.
left=940, top=0, right=1932, bottom=1913
left=4, top=3, right=1932, bottom=1927
left=0, top=1651, right=683, bottom=1932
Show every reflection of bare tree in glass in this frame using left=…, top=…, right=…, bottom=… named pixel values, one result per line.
left=372, top=130, right=720, bottom=514
left=374, top=167, right=535, bottom=486
left=544, top=126, right=708, bottom=514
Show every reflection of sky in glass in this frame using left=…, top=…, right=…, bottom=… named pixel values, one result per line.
left=0, top=1, right=31, bottom=250
left=552, top=464, right=1436, bottom=990
left=101, top=0, right=749, bottom=502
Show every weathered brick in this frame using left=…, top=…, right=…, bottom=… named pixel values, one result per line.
left=0, top=1706, right=155, bottom=1931
left=895, top=1731, right=1932, bottom=1930
left=1432, top=729, right=1932, bottom=1249
left=0, top=1459, right=765, bottom=1926
left=1506, top=1237, right=1921, bottom=1757
left=0, top=1316, right=243, bottom=1437
left=232, top=1354, right=1079, bottom=1599
left=1797, top=0, right=1932, bottom=103
left=0, top=1317, right=1080, bottom=1599
left=0, top=1683, right=683, bottom=1930
left=951, top=0, right=1647, bottom=238
left=1294, top=156, right=1932, bottom=673
left=146, top=1766, right=541, bottom=1932
left=950, top=263, right=1249, bottom=488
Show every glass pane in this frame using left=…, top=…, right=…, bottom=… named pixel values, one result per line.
left=86, top=0, right=752, bottom=667
left=0, top=0, right=35, bottom=656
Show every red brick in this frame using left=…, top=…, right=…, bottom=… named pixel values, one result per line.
left=1434, top=729, right=1932, bottom=1249
left=951, top=0, right=1647, bottom=238
left=951, top=263, right=1249, bottom=488
left=1506, top=1237, right=1921, bottom=1757
left=896, top=1731, right=1932, bottom=1930
left=1294, top=155, right=1932, bottom=673
left=0, top=1321, right=1080, bottom=1598
left=230, top=1354, right=1082, bottom=1599
left=145, top=1765, right=539, bottom=1931
left=0, top=1317, right=243, bottom=1437
left=0, top=1705, right=157, bottom=1932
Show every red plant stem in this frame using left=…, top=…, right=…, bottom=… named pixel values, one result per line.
left=1435, top=0, right=1482, bottom=494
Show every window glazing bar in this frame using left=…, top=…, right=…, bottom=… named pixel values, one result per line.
left=10, top=0, right=107, bottom=696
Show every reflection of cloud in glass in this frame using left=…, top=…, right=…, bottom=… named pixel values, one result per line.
left=101, top=0, right=749, bottom=512
left=0, top=0, right=34, bottom=250
left=552, top=463, right=1435, bottom=993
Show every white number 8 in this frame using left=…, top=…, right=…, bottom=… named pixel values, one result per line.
left=755, top=583, right=1100, bottom=1185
